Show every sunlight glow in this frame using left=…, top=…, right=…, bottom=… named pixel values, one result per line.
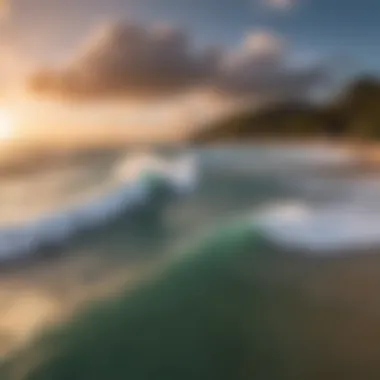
left=0, top=109, right=15, bottom=140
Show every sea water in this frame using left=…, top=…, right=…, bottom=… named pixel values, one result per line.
left=3, top=144, right=380, bottom=379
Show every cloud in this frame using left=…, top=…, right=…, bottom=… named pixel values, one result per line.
left=30, top=22, right=217, bottom=100
left=212, top=30, right=329, bottom=102
left=263, top=0, right=299, bottom=10
left=29, top=22, right=329, bottom=104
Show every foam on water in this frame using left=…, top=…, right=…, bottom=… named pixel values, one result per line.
left=115, top=153, right=199, bottom=194
left=254, top=201, right=380, bottom=253
left=0, top=153, right=199, bottom=261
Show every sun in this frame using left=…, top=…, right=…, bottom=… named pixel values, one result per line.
left=0, top=109, right=15, bottom=140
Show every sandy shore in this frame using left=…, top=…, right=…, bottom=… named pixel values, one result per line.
left=5, top=245, right=380, bottom=379
left=0, top=252, right=154, bottom=357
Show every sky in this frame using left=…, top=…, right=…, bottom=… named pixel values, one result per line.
left=0, top=0, right=379, bottom=144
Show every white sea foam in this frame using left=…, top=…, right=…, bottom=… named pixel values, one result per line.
left=115, top=153, right=199, bottom=194
left=0, top=153, right=199, bottom=261
left=254, top=201, right=380, bottom=253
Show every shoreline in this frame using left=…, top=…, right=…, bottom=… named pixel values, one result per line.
left=190, top=139, right=380, bottom=168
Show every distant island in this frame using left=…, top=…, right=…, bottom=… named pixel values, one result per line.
left=190, top=76, right=380, bottom=144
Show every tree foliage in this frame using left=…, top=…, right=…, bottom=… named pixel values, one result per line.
left=191, top=76, right=380, bottom=142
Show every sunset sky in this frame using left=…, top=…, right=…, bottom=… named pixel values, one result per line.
left=0, top=0, right=379, bottom=144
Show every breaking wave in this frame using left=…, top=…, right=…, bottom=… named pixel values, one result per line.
left=253, top=199, right=380, bottom=253
left=0, top=152, right=199, bottom=261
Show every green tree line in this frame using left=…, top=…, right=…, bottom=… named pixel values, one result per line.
left=190, top=76, right=380, bottom=142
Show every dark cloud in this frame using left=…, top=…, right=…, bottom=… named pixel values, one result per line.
left=29, top=22, right=218, bottom=100
left=29, top=22, right=329, bottom=103
left=213, top=31, right=329, bottom=101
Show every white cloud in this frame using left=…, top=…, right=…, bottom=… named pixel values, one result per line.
left=263, top=0, right=299, bottom=11
left=244, top=30, right=285, bottom=57
left=222, top=30, right=285, bottom=70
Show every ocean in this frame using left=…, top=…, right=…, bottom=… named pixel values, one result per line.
left=2, top=144, right=380, bottom=379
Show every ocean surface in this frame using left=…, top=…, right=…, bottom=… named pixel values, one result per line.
left=3, top=144, right=380, bottom=379
left=0, top=144, right=363, bottom=263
